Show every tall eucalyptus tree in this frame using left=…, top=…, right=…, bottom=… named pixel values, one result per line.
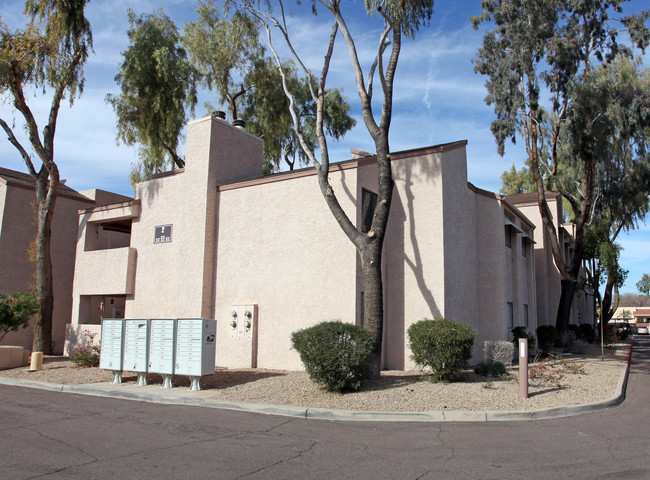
left=0, top=0, right=93, bottom=353
left=473, top=0, right=650, bottom=332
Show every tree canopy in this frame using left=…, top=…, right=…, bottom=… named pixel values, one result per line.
left=106, top=8, right=198, bottom=185
left=0, top=293, right=38, bottom=342
left=108, top=3, right=354, bottom=180
left=241, top=57, right=356, bottom=173
left=638, top=274, right=650, bottom=295
left=183, top=0, right=263, bottom=121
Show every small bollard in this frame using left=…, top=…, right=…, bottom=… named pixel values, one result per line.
left=29, top=351, right=43, bottom=371
left=519, top=338, right=528, bottom=399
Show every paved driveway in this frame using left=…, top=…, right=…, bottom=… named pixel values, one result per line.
left=1, top=337, right=649, bottom=479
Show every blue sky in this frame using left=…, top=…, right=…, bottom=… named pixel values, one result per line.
left=0, top=0, right=648, bottom=293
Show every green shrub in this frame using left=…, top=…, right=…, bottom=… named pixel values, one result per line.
left=536, top=324, right=560, bottom=353
left=71, top=330, right=100, bottom=368
left=291, top=321, right=374, bottom=392
left=407, top=318, right=477, bottom=382
left=474, top=360, right=507, bottom=377
left=510, top=326, right=536, bottom=353
left=483, top=340, right=514, bottom=366
left=0, top=292, right=38, bottom=342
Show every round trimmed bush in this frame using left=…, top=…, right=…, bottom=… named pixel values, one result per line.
left=407, top=318, right=477, bottom=382
left=291, top=321, right=374, bottom=392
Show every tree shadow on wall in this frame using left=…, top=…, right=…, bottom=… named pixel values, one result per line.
left=385, top=156, right=443, bottom=368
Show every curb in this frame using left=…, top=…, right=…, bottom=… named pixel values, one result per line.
left=0, top=343, right=634, bottom=423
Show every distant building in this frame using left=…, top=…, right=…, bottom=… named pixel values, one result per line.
left=65, top=115, right=591, bottom=370
left=634, top=309, right=650, bottom=323
left=612, top=307, right=650, bottom=325
left=0, top=167, right=130, bottom=354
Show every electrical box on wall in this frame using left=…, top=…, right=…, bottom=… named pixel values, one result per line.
left=123, top=319, right=149, bottom=372
left=148, top=319, right=176, bottom=375
left=174, top=318, right=216, bottom=377
left=218, top=304, right=258, bottom=369
left=99, top=319, right=124, bottom=371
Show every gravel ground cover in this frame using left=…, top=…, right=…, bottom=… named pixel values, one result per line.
left=0, top=341, right=629, bottom=412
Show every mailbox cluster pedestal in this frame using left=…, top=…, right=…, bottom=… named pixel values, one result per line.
left=149, top=319, right=176, bottom=388
left=99, top=318, right=216, bottom=391
left=99, top=319, right=125, bottom=384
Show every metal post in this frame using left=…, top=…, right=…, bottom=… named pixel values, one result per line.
left=519, top=338, right=528, bottom=399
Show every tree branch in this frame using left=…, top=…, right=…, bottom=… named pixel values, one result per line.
left=0, top=118, right=35, bottom=174
left=8, top=61, right=47, bottom=164
left=326, top=0, right=379, bottom=137
left=251, top=13, right=321, bottom=169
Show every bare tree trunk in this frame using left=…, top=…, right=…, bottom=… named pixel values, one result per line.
left=362, top=238, right=384, bottom=378
left=555, top=252, right=584, bottom=332
left=32, top=177, right=56, bottom=354
left=556, top=280, right=575, bottom=333
left=600, top=275, right=618, bottom=324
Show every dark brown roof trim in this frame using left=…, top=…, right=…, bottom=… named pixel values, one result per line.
left=0, top=167, right=95, bottom=203
left=78, top=199, right=141, bottom=216
left=149, top=168, right=185, bottom=180
left=468, top=182, right=536, bottom=230
left=507, top=191, right=562, bottom=206
left=218, top=140, right=469, bottom=192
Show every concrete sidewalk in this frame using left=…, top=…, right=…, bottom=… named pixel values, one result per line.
left=0, top=341, right=634, bottom=423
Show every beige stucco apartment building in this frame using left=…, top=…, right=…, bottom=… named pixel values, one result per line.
left=508, top=192, right=595, bottom=328
left=0, top=167, right=129, bottom=353
left=64, top=115, right=564, bottom=370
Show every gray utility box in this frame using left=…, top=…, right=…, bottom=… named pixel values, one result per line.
left=123, top=319, right=149, bottom=372
left=175, top=318, right=216, bottom=377
left=148, top=319, right=176, bottom=375
left=99, top=319, right=125, bottom=371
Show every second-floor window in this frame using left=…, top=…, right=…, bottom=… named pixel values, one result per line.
left=361, top=189, right=377, bottom=234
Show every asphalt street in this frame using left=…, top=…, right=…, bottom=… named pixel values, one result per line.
left=1, top=336, right=649, bottom=479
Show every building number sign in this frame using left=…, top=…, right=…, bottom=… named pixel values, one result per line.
left=154, top=224, right=173, bottom=244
